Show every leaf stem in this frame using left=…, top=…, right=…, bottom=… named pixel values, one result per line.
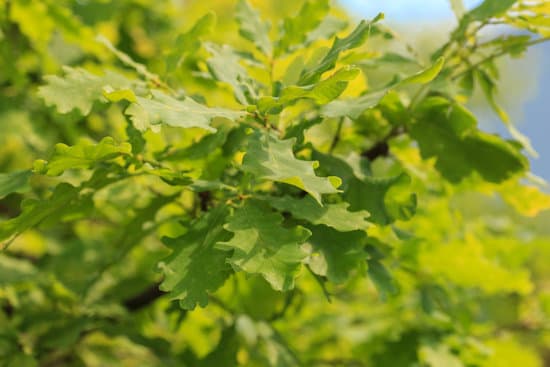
left=328, top=117, right=344, bottom=154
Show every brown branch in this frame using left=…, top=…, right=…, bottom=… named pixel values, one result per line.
left=123, top=283, right=166, bottom=311
left=361, top=126, right=405, bottom=161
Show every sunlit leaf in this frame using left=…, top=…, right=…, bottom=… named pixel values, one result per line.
left=242, top=132, right=341, bottom=204
left=217, top=200, right=310, bottom=291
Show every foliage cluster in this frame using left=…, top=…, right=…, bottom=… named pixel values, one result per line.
left=1, top=0, right=550, bottom=365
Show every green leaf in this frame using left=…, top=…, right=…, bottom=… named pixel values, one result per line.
left=217, top=200, right=311, bottom=291
left=166, top=12, right=216, bottom=70
left=476, top=69, right=537, bottom=157
left=283, top=117, right=323, bottom=147
left=126, top=90, right=243, bottom=132
left=236, top=0, right=272, bottom=56
left=269, top=195, right=370, bottom=232
left=298, top=18, right=376, bottom=85
left=322, top=89, right=387, bottom=119
left=468, top=0, right=516, bottom=21
left=158, top=126, right=231, bottom=161
left=322, top=57, right=445, bottom=118
left=205, top=43, right=259, bottom=105
left=276, top=0, right=330, bottom=54
left=147, top=168, right=193, bottom=186
left=0, top=183, right=79, bottom=244
left=0, top=255, right=37, bottom=285
left=126, top=120, right=146, bottom=155
left=345, top=174, right=416, bottom=225
left=305, top=16, right=348, bottom=46
left=96, top=35, right=163, bottom=84
left=367, top=259, right=398, bottom=300
left=198, top=326, right=239, bottom=367
left=305, top=225, right=366, bottom=283
left=411, top=97, right=528, bottom=182
left=449, top=0, right=466, bottom=19
left=419, top=344, right=464, bottom=367
left=0, top=170, right=32, bottom=199
left=33, top=137, right=131, bottom=176
left=159, top=206, right=233, bottom=310
left=4, top=353, right=38, bottom=367
left=242, top=132, right=341, bottom=204
left=38, top=66, right=136, bottom=115
left=258, top=66, right=360, bottom=113
left=400, top=57, right=445, bottom=85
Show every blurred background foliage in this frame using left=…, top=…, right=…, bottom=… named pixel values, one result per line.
left=0, top=0, right=550, bottom=366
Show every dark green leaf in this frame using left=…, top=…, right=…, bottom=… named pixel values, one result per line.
left=217, top=200, right=311, bottom=291
left=0, top=183, right=78, bottom=244
left=306, top=225, right=366, bottom=283
left=0, top=170, right=32, bottom=199
left=411, top=97, right=528, bottom=182
left=367, top=259, right=398, bottom=300
left=160, top=205, right=233, bottom=309
left=345, top=174, right=416, bottom=225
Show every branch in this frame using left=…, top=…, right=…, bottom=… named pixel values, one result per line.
left=123, top=283, right=166, bottom=311
left=451, top=36, right=550, bottom=81
left=361, top=126, right=404, bottom=161
left=328, top=117, right=345, bottom=154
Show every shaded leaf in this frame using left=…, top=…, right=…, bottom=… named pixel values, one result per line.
left=0, top=170, right=32, bottom=199
left=367, top=259, right=398, bottom=300
left=345, top=174, right=416, bottom=225
left=306, top=225, right=366, bottom=283
left=160, top=206, right=232, bottom=309
left=0, top=255, right=37, bottom=285
left=0, top=183, right=79, bottom=244
left=198, top=326, right=239, bottom=367
left=411, top=97, right=528, bottom=182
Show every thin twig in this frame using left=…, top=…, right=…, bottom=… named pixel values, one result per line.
left=328, top=117, right=344, bottom=154
left=451, top=36, right=550, bottom=81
